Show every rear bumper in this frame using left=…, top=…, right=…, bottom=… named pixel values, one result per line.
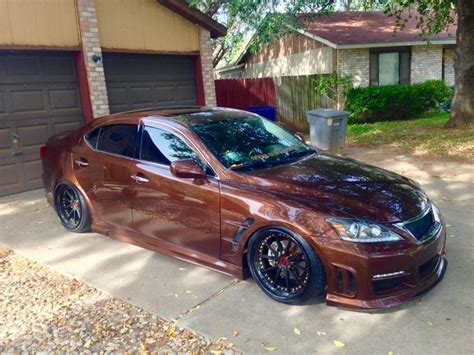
left=318, top=223, right=447, bottom=310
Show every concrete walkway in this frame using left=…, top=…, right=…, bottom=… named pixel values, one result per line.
left=1, top=150, right=473, bottom=354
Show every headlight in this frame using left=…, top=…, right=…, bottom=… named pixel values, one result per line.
left=326, top=218, right=403, bottom=243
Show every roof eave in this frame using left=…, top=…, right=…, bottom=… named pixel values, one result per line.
left=297, top=28, right=456, bottom=49
left=156, top=0, right=227, bottom=38
left=336, top=39, right=456, bottom=49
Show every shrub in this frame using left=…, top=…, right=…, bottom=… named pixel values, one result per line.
left=344, top=80, right=452, bottom=123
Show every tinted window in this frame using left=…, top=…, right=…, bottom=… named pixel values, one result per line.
left=140, top=126, right=200, bottom=166
left=85, top=127, right=100, bottom=149
left=189, top=115, right=313, bottom=170
left=97, top=124, right=138, bottom=158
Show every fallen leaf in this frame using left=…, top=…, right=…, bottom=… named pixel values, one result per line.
left=186, top=290, right=193, bottom=294
left=293, top=327, right=301, bottom=336
left=334, top=340, right=345, bottom=348
left=428, top=321, right=433, bottom=326
left=170, top=318, right=178, bottom=323
left=388, top=352, right=393, bottom=355
left=210, top=351, right=222, bottom=355
left=264, top=346, right=277, bottom=352
left=167, top=326, right=175, bottom=336
left=233, top=330, right=239, bottom=337
left=317, top=331, right=327, bottom=336
left=190, top=305, right=200, bottom=312
left=179, top=267, right=187, bottom=271
left=84, top=339, right=91, bottom=348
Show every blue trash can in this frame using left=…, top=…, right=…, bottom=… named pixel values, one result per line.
left=245, top=106, right=277, bottom=122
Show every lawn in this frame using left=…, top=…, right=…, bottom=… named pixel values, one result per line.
left=346, top=112, right=474, bottom=160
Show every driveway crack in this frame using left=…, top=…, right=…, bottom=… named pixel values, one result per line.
left=176, top=279, right=240, bottom=320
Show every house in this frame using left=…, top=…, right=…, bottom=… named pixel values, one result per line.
left=216, top=11, right=456, bottom=88
left=0, top=0, right=225, bottom=197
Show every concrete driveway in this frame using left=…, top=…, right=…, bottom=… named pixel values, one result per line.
left=1, top=150, right=473, bottom=354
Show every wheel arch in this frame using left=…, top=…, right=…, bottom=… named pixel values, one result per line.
left=241, top=224, right=328, bottom=279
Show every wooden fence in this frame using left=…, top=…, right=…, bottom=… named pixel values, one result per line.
left=275, top=75, right=335, bottom=132
left=215, top=78, right=276, bottom=109
left=215, top=75, right=335, bottom=132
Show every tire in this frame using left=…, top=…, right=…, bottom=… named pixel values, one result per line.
left=247, top=227, right=326, bottom=304
left=54, top=182, right=91, bottom=233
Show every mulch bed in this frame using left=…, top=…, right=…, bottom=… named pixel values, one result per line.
left=0, top=246, right=235, bottom=353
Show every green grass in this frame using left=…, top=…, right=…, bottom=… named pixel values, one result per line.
left=346, top=112, right=474, bottom=159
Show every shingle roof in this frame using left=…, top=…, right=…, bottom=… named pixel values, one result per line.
left=300, top=11, right=456, bottom=46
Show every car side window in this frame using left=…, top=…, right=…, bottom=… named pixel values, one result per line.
left=85, top=127, right=100, bottom=149
left=97, top=124, right=138, bottom=158
left=140, top=126, right=202, bottom=167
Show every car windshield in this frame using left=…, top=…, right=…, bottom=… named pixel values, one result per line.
left=189, top=115, right=315, bottom=171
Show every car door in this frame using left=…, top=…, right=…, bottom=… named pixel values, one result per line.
left=72, top=123, right=138, bottom=230
left=130, top=124, right=220, bottom=258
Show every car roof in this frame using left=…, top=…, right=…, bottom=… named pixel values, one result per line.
left=110, top=106, right=252, bottom=126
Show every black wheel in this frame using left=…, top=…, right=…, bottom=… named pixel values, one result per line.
left=54, top=182, right=91, bottom=233
left=247, top=228, right=326, bottom=304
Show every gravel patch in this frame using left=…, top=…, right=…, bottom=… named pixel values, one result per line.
left=0, top=246, right=235, bottom=353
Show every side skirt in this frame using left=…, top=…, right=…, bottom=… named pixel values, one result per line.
left=91, top=222, right=244, bottom=280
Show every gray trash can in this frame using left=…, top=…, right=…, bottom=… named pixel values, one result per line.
left=306, top=109, right=349, bottom=152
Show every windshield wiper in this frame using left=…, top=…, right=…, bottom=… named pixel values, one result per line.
left=280, top=148, right=316, bottom=162
left=230, top=160, right=282, bottom=172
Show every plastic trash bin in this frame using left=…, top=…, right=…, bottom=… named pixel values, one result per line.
left=246, top=106, right=277, bottom=122
left=306, top=109, right=350, bottom=152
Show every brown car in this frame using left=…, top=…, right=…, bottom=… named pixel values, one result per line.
left=41, top=107, right=447, bottom=309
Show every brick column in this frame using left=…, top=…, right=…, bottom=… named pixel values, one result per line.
left=76, top=0, right=109, bottom=118
left=199, top=28, right=217, bottom=106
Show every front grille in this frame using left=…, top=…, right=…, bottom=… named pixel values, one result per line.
left=403, top=209, right=434, bottom=241
left=372, top=277, right=403, bottom=295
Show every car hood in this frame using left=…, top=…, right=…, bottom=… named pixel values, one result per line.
left=245, top=153, right=429, bottom=223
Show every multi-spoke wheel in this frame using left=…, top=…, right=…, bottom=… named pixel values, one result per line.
left=54, top=182, right=91, bottom=233
left=247, top=228, right=326, bottom=304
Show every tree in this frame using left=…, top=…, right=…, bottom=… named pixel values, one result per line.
left=187, top=1, right=337, bottom=67
left=383, top=0, right=473, bottom=128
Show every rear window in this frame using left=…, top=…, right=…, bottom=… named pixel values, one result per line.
left=96, top=124, right=138, bottom=158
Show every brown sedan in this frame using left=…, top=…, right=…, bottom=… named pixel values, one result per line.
left=41, top=107, right=447, bottom=309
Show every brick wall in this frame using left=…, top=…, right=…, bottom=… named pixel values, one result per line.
left=411, top=45, right=443, bottom=83
left=76, top=0, right=109, bottom=118
left=199, top=28, right=217, bottom=106
left=337, top=48, right=370, bottom=87
left=443, top=48, right=455, bottom=86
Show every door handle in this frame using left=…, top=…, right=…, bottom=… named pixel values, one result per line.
left=75, top=159, right=89, bottom=167
left=131, top=173, right=150, bottom=184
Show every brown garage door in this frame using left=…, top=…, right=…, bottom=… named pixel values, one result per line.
left=0, top=51, right=84, bottom=197
left=103, top=53, right=197, bottom=113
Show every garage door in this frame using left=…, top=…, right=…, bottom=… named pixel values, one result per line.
left=103, top=53, right=197, bottom=113
left=0, top=51, right=84, bottom=197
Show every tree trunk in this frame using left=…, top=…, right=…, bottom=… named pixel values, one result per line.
left=446, top=0, right=474, bottom=127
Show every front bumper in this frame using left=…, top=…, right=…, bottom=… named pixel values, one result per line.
left=318, top=223, right=447, bottom=310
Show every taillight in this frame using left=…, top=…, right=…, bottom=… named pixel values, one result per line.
left=39, top=146, right=47, bottom=159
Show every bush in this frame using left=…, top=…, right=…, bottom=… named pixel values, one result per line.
left=344, top=80, right=452, bottom=123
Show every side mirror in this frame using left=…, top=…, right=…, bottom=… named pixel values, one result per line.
left=170, top=159, right=206, bottom=179
left=294, top=132, right=305, bottom=142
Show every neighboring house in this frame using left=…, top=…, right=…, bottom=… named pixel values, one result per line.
left=216, top=11, right=456, bottom=88
left=0, top=0, right=225, bottom=197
